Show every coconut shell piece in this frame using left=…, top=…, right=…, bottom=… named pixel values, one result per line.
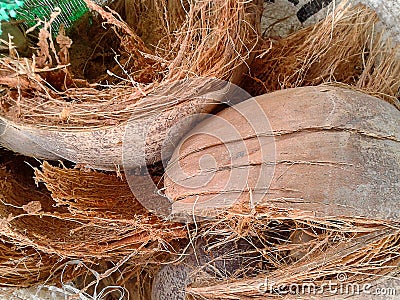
left=164, top=86, right=400, bottom=221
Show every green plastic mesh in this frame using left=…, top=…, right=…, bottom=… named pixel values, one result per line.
left=16, top=0, right=89, bottom=32
left=0, top=0, right=108, bottom=35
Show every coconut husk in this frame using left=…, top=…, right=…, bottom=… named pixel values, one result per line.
left=0, top=236, right=82, bottom=287
left=0, top=0, right=263, bottom=169
left=0, top=157, right=186, bottom=259
left=164, top=86, right=400, bottom=221
left=241, top=3, right=400, bottom=110
left=186, top=218, right=400, bottom=299
left=154, top=85, right=400, bottom=297
left=0, top=0, right=399, bottom=295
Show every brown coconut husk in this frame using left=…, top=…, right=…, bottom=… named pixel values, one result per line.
left=241, top=3, right=400, bottom=110
left=186, top=210, right=400, bottom=299
left=0, top=0, right=263, bottom=126
left=0, top=236, right=82, bottom=287
left=0, top=157, right=186, bottom=260
left=0, top=0, right=263, bottom=169
left=164, top=86, right=400, bottom=222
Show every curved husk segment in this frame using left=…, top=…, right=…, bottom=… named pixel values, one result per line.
left=0, top=78, right=245, bottom=170
left=164, top=86, right=400, bottom=221
left=241, top=3, right=400, bottom=110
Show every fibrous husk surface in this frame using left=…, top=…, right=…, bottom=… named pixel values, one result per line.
left=0, top=152, right=188, bottom=292
left=241, top=3, right=400, bottom=110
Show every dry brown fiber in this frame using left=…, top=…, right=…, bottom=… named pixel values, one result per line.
left=0, top=0, right=263, bottom=170
left=0, top=160, right=185, bottom=259
left=187, top=223, right=400, bottom=299
left=0, top=0, right=398, bottom=296
left=0, top=155, right=188, bottom=289
left=241, top=3, right=400, bottom=109
left=0, top=0, right=262, bottom=127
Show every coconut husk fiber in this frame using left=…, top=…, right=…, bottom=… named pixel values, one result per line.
left=185, top=213, right=400, bottom=299
left=0, top=0, right=263, bottom=170
left=68, top=213, right=399, bottom=300
left=0, top=0, right=399, bottom=296
left=144, top=203, right=399, bottom=300
left=0, top=156, right=186, bottom=260
left=240, top=3, right=400, bottom=110
left=0, top=235, right=83, bottom=287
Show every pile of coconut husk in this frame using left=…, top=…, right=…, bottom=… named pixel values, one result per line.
left=0, top=0, right=398, bottom=299
left=0, top=0, right=263, bottom=289
left=0, top=0, right=262, bottom=171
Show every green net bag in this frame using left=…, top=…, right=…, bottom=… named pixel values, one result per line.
left=0, top=0, right=107, bottom=34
